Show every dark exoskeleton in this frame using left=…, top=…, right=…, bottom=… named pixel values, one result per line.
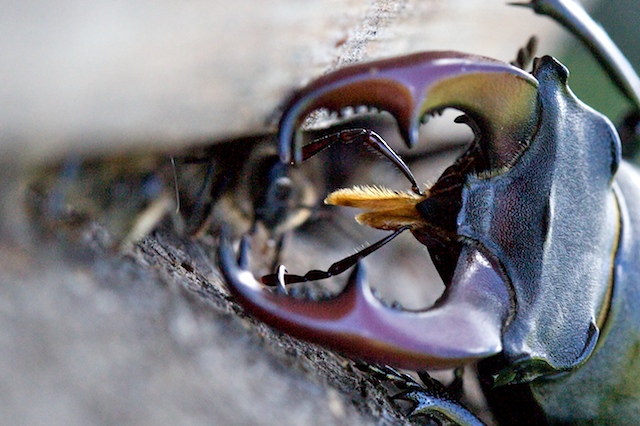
left=218, top=0, right=640, bottom=423
left=172, top=136, right=319, bottom=273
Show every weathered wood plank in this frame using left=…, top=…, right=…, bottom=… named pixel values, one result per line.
left=1, top=0, right=569, bottom=161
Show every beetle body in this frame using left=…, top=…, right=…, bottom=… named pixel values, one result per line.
left=218, top=0, right=640, bottom=423
left=516, top=161, right=640, bottom=421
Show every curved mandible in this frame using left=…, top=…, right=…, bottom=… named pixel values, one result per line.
left=278, top=51, right=540, bottom=167
left=218, top=229, right=512, bottom=371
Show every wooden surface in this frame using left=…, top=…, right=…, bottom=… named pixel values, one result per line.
left=1, top=0, right=572, bottom=162
left=0, top=227, right=394, bottom=426
left=4, top=139, right=493, bottom=425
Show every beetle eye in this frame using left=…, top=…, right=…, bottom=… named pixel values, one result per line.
left=273, top=177, right=293, bottom=202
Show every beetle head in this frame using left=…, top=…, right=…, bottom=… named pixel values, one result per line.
left=220, top=53, right=621, bottom=384
left=465, top=56, right=621, bottom=384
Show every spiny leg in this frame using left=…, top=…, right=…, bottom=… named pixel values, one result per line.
left=357, top=363, right=485, bottom=426
left=511, top=36, right=538, bottom=71
left=261, top=226, right=410, bottom=285
left=264, top=127, right=424, bottom=286
left=514, top=0, right=640, bottom=159
left=513, top=0, right=640, bottom=109
left=300, top=128, right=423, bottom=195
left=171, top=154, right=231, bottom=236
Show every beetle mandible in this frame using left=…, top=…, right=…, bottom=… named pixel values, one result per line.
left=218, top=0, right=640, bottom=423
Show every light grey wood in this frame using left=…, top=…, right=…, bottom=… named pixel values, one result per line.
left=0, top=0, right=569, bottom=162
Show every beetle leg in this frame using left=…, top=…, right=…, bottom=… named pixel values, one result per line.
left=396, top=387, right=486, bottom=426
left=360, top=363, right=485, bottom=425
left=260, top=226, right=410, bottom=285
left=510, top=36, right=538, bottom=71
left=218, top=226, right=513, bottom=371
left=300, top=128, right=422, bottom=195
left=513, top=0, right=640, bottom=109
left=444, top=366, right=465, bottom=400
left=171, top=154, right=232, bottom=236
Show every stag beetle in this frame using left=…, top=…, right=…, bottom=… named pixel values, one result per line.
left=218, top=0, right=640, bottom=423
left=173, top=136, right=320, bottom=274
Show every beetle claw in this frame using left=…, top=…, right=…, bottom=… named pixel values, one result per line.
left=275, top=264, right=289, bottom=294
left=278, top=52, right=539, bottom=168
left=395, top=388, right=485, bottom=426
left=219, top=227, right=512, bottom=371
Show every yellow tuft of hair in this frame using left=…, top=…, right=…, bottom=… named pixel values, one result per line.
left=326, top=185, right=423, bottom=207
left=325, top=185, right=428, bottom=231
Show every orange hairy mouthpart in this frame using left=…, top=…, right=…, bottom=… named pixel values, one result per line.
left=325, top=186, right=428, bottom=231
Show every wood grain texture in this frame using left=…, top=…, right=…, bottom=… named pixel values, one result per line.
left=1, top=0, right=570, bottom=161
